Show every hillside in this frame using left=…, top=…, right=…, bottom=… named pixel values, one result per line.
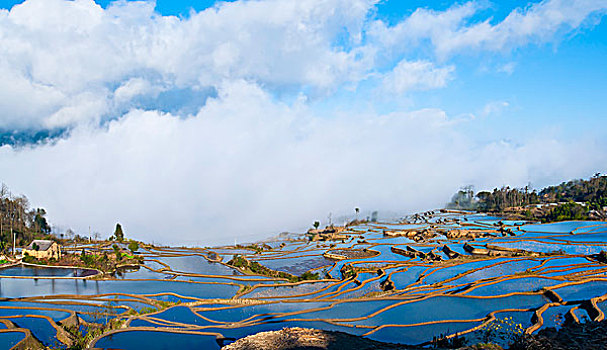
left=447, top=174, right=607, bottom=222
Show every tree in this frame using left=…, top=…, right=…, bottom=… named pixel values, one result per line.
left=112, top=243, right=122, bottom=261
left=313, top=221, right=320, bottom=230
left=447, top=185, right=476, bottom=209
left=545, top=202, right=588, bottom=222
left=114, top=223, right=124, bottom=242
left=32, top=208, right=51, bottom=234
left=65, top=228, right=75, bottom=240
left=0, top=184, right=55, bottom=249
left=128, top=241, right=139, bottom=254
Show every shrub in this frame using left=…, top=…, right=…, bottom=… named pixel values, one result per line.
left=128, top=241, right=139, bottom=253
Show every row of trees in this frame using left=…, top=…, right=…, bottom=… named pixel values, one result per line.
left=446, top=185, right=540, bottom=211
left=446, top=174, right=607, bottom=221
left=0, top=183, right=51, bottom=253
left=476, top=186, right=540, bottom=212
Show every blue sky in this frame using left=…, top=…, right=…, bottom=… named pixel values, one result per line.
left=0, top=0, right=604, bottom=140
left=0, top=0, right=605, bottom=243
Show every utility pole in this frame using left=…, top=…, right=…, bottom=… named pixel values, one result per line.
left=11, top=199, right=14, bottom=256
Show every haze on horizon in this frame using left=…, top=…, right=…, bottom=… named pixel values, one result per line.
left=0, top=0, right=606, bottom=245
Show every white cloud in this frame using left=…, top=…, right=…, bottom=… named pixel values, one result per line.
left=497, top=62, right=517, bottom=75
left=369, top=0, right=607, bottom=58
left=0, top=0, right=377, bottom=129
left=0, top=0, right=605, bottom=130
left=0, top=62, right=66, bottom=129
left=1, top=80, right=604, bottom=245
left=113, top=78, right=159, bottom=103
left=481, top=100, right=510, bottom=117
left=382, top=60, right=454, bottom=94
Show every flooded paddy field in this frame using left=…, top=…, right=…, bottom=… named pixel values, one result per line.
left=1, top=210, right=607, bottom=349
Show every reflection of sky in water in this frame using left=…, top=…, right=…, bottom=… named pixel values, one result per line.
left=93, top=330, right=221, bottom=350
left=10, top=317, right=63, bottom=348
left=0, top=278, right=238, bottom=299
left=0, top=332, right=25, bottom=349
left=5, top=217, right=607, bottom=347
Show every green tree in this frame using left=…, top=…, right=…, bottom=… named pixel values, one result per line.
left=128, top=241, right=139, bottom=254
left=114, top=223, right=124, bottom=242
left=32, top=208, right=51, bottom=234
left=112, top=243, right=122, bottom=261
left=313, top=221, right=320, bottom=230
left=447, top=185, right=476, bottom=209
left=545, top=202, right=588, bottom=222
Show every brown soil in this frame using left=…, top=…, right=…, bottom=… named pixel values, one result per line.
left=221, top=327, right=411, bottom=350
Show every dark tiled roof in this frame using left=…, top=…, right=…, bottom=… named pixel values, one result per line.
left=25, top=240, right=56, bottom=251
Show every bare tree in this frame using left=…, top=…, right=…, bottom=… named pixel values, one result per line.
left=65, top=228, right=75, bottom=240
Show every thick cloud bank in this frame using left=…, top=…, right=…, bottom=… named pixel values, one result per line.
left=0, top=0, right=606, bottom=244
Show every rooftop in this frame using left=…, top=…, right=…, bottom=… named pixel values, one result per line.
left=24, top=240, right=57, bottom=252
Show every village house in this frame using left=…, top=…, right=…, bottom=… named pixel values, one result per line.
left=22, top=240, right=62, bottom=260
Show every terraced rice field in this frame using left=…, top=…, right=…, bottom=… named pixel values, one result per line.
left=1, top=210, right=607, bottom=349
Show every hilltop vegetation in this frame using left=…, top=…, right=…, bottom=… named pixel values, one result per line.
left=539, top=173, right=607, bottom=210
left=227, top=255, right=319, bottom=283
left=0, top=183, right=52, bottom=254
left=447, top=174, right=607, bottom=222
